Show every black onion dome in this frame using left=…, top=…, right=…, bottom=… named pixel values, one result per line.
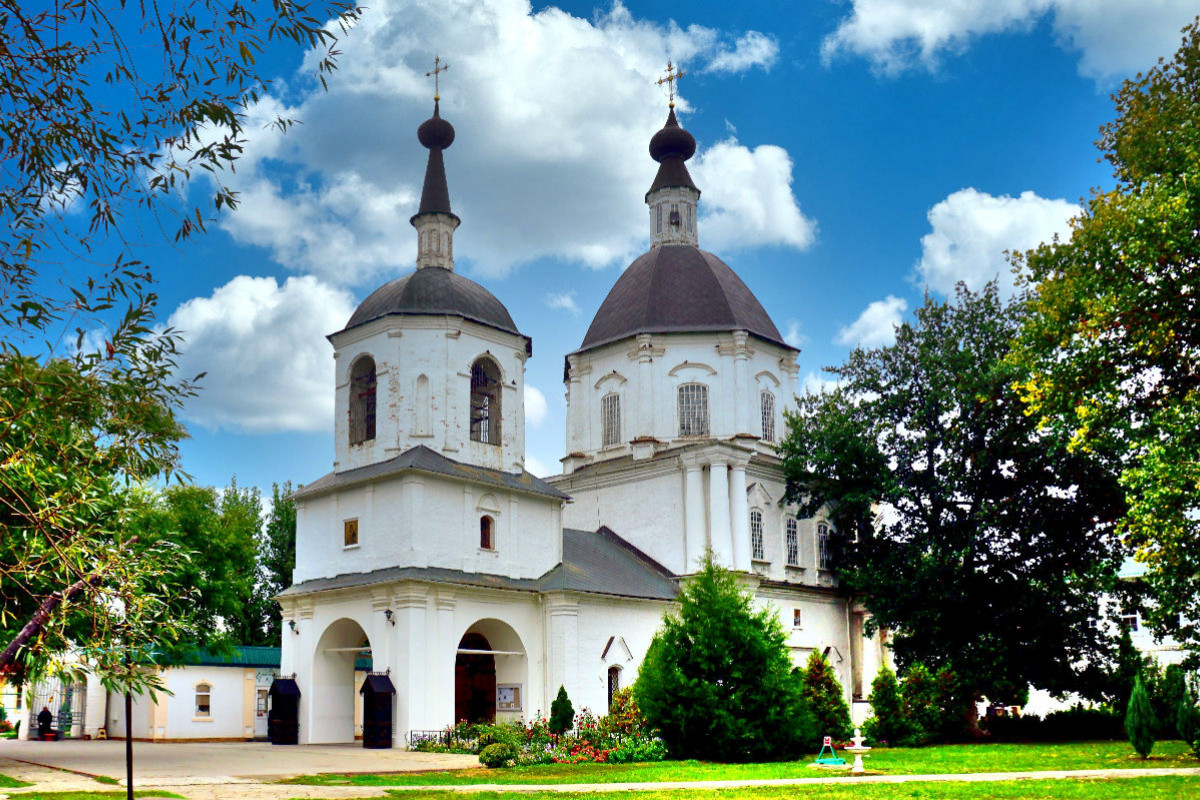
left=577, top=244, right=791, bottom=352
left=417, top=100, right=455, bottom=149
left=649, top=107, right=696, bottom=162
left=342, top=267, right=521, bottom=337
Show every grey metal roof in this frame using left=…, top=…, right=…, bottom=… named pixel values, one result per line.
left=293, top=445, right=569, bottom=501
left=340, top=267, right=525, bottom=342
left=539, top=527, right=679, bottom=601
left=279, top=527, right=678, bottom=602
left=577, top=244, right=793, bottom=352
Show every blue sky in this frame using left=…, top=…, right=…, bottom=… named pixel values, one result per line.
left=114, top=0, right=1195, bottom=493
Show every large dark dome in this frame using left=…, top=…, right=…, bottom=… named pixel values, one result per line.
left=343, top=267, right=521, bottom=337
left=578, top=244, right=790, bottom=351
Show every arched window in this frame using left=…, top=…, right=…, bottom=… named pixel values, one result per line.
left=470, top=357, right=502, bottom=445
left=760, top=391, right=776, bottom=443
left=818, top=522, right=833, bottom=570
left=785, top=516, right=799, bottom=566
left=601, top=392, right=621, bottom=447
left=480, top=515, right=495, bottom=550
left=750, top=509, right=765, bottom=561
left=607, top=665, right=622, bottom=710
left=686, top=203, right=692, bottom=233
left=677, top=383, right=709, bottom=437
left=669, top=203, right=681, bottom=229
left=656, top=204, right=663, bottom=233
left=349, top=356, right=377, bottom=445
left=195, top=683, right=212, bottom=717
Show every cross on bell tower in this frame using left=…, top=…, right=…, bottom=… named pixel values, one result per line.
left=426, top=55, right=449, bottom=101
left=656, top=60, right=685, bottom=108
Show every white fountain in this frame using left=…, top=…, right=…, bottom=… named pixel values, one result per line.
left=844, top=728, right=871, bottom=774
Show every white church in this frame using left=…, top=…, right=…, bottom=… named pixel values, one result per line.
left=277, top=87, right=890, bottom=746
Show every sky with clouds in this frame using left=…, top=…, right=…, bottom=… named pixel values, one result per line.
left=106, top=0, right=1196, bottom=490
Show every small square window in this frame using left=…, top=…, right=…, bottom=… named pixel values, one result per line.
left=480, top=516, right=496, bottom=550
left=344, top=519, right=359, bottom=548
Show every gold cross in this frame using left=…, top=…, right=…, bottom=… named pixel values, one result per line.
left=656, top=60, right=685, bottom=108
left=426, top=55, right=449, bottom=101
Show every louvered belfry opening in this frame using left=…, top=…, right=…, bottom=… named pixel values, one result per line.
left=350, top=356, right=377, bottom=445
left=469, top=357, right=502, bottom=445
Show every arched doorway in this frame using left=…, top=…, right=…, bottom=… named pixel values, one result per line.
left=311, top=618, right=374, bottom=743
left=455, top=619, right=527, bottom=724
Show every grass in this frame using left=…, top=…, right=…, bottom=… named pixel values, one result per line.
left=281, top=740, right=1199, bottom=786
left=0, top=773, right=35, bottom=788
left=8, top=793, right=184, bottom=800
left=91, top=775, right=120, bottom=785
left=293, top=775, right=1200, bottom=799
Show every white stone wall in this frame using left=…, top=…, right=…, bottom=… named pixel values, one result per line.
left=330, top=316, right=528, bottom=475
left=563, top=331, right=798, bottom=464
left=568, top=595, right=670, bottom=715
left=293, top=472, right=562, bottom=585
left=162, top=666, right=248, bottom=739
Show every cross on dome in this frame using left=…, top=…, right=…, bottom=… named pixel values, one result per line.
left=656, top=60, right=685, bottom=108
left=426, top=55, right=449, bottom=101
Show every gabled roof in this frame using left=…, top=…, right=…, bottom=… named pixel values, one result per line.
left=160, top=645, right=281, bottom=669
left=279, top=527, right=677, bottom=602
left=292, top=445, right=569, bottom=502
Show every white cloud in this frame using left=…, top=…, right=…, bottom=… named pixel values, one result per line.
left=692, top=138, right=817, bottom=253
left=801, top=370, right=843, bottom=396
left=168, top=275, right=356, bottom=433
left=783, top=319, right=807, bottom=349
left=211, top=0, right=811, bottom=284
left=707, top=31, right=779, bottom=73
left=836, top=295, right=908, bottom=347
left=545, top=291, right=580, bottom=314
left=525, top=453, right=550, bottom=477
left=821, top=0, right=1196, bottom=81
left=525, top=385, right=548, bottom=428
left=915, top=188, right=1077, bottom=296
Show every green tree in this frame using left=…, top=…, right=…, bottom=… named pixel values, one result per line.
left=549, top=686, right=574, bottom=735
left=244, top=482, right=298, bottom=646
left=801, top=651, right=852, bottom=741
left=1126, top=674, right=1156, bottom=758
left=864, top=665, right=907, bottom=745
left=780, top=283, right=1125, bottom=711
left=900, top=664, right=940, bottom=745
left=0, top=0, right=358, bottom=688
left=1011, top=19, right=1200, bottom=655
left=1177, top=677, right=1200, bottom=758
left=635, top=555, right=815, bottom=761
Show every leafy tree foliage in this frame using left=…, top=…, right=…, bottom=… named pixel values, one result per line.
left=242, top=482, right=299, bottom=646
left=549, top=686, right=574, bottom=735
left=865, top=665, right=907, bottom=745
left=901, top=664, right=940, bottom=745
left=1126, top=674, right=1156, bottom=758
left=1011, top=19, right=1200, bottom=655
left=800, top=651, right=852, bottom=741
left=780, top=284, right=1126, bottom=707
left=0, top=0, right=357, bottom=687
left=635, top=555, right=816, bottom=761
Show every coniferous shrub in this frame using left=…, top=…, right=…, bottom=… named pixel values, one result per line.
left=1125, top=674, right=1156, bottom=758
left=864, top=665, right=907, bottom=745
left=549, top=686, right=574, bottom=735
left=634, top=554, right=816, bottom=762
left=900, top=663, right=940, bottom=745
left=1177, top=678, right=1200, bottom=759
left=801, top=650, right=853, bottom=741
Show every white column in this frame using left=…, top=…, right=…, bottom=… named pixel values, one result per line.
left=732, top=331, right=751, bottom=435
left=395, top=589, right=427, bottom=737
left=729, top=463, right=751, bottom=571
left=432, top=592, right=457, bottom=729
left=636, top=335, right=653, bottom=440
left=83, top=673, right=107, bottom=739
left=708, top=461, right=733, bottom=566
left=547, top=596, right=579, bottom=698
left=684, top=463, right=706, bottom=572
left=294, top=604, right=314, bottom=744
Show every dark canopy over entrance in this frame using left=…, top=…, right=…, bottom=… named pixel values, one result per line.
left=455, top=632, right=496, bottom=723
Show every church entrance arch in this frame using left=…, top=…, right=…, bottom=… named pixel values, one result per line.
left=311, top=617, right=376, bottom=744
left=454, top=619, right=526, bottom=724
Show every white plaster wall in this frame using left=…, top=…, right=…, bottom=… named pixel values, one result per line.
left=161, top=666, right=247, bottom=739
left=330, top=317, right=528, bottom=475
left=105, top=688, right=152, bottom=739
left=759, top=590, right=854, bottom=700
left=569, top=596, right=669, bottom=714
left=294, top=474, right=562, bottom=585
left=564, top=332, right=798, bottom=461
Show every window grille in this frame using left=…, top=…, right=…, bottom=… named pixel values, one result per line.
left=760, top=391, right=776, bottom=443
left=470, top=358, right=502, bottom=445
left=195, top=684, right=211, bottom=717
left=818, top=522, right=833, bottom=570
left=677, top=383, right=709, bottom=437
left=480, top=516, right=495, bottom=550
left=785, top=517, right=799, bottom=566
left=750, top=509, right=764, bottom=560
left=349, top=357, right=377, bottom=445
left=607, top=666, right=621, bottom=710
left=601, top=393, right=621, bottom=447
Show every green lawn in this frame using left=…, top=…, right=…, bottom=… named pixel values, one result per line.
left=8, top=793, right=184, bottom=800
left=282, top=740, right=1198, bottom=786
left=299, top=775, right=1200, bottom=800
left=0, top=772, right=34, bottom=788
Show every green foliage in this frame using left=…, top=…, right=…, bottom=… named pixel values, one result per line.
left=1126, top=675, right=1156, bottom=758
left=801, top=651, right=853, bottom=741
left=1178, top=678, right=1200, bottom=758
left=635, top=555, right=815, bottom=761
left=1011, top=19, right=1200, bottom=655
left=479, top=742, right=519, bottom=768
left=550, top=686, right=575, bottom=735
left=780, top=283, right=1124, bottom=705
left=600, top=687, right=648, bottom=738
left=252, top=482, right=299, bottom=645
left=865, top=666, right=907, bottom=745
